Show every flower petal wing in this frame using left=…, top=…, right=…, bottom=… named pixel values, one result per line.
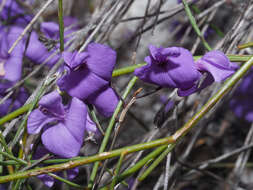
left=85, top=43, right=116, bottom=80
left=42, top=122, right=82, bottom=158
left=87, top=86, right=119, bottom=117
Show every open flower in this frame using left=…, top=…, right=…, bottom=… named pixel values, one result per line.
left=134, top=45, right=200, bottom=96
left=57, top=42, right=119, bottom=117
left=27, top=91, right=88, bottom=158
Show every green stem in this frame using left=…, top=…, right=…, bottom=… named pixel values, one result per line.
left=48, top=173, right=84, bottom=189
left=0, top=136, right=174, bottom=183
left=58, top=0, right=64, bottom=52
left=0, top=150, right=27, bottom=165
left=110, top=152, right=125, bottom=190
left=88, top=76, right=138, bottom=189
left=89, top=107, right=105, bottom=136
left=112, top=64, right=146, bottom=77
left=182, top=0, right=212, bottom=51
left=0, top=103, right=32, bottom=126
left=138, top=144, right=175, bottom=181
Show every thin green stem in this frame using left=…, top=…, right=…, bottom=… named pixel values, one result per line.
left=0, top=103, right=32, bottom=126
left=0, top=131, right=12, bottom=155
left=112, top=64, right=146, bottom=77
left=110, top=152, right=125, bottom=190
left=48, top=173, right=84, bottom=189
left=58, top=0, right=64, bottom=52
left=138, top=144, right=175, bottom=181
left=182, top=0, right=212, bottom=51
left=0, top=136, right=174, bottom=183
left=99, top=145, right=167, bottom=190
left=0, top=150, right=27, bottom=165
left=88, top=76, right=138, bottom=189
left=89, top=107, right=105, bottom=136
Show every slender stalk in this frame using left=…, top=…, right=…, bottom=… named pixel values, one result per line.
left=0, top=150, right=27, bottom=165
left=138, top=144, right=175, bottom=181
left=58, top=0, right=64, bottom=52
left=110, top=152, right=125, bottom=190
left=182, top=0, right=212, bottom=51
left=0, top=136, right=174, bottom=183
left=99, top=145, right=168, bottom=190
left=89, top=107, right=105, bottom=136
left=112, top=64, right=146, bottom=77
left=88, top=76, right=138, bottom=189
left=48, top=173, right=84, bottom=189
left=0, top=103, right=32, bottom=126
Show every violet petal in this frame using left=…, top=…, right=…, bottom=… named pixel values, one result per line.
left=87, top=86, right=119, bottom=117
left=85, top=42, right=116, bottom=81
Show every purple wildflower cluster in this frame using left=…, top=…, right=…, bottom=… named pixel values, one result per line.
left=1, top=0, right=242, bottom=188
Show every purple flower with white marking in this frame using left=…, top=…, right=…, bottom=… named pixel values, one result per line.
left=134, top=45, right=200, bottom=96
left=57, top=42, right=119, bottom=117
left=27, top=91, right=88, bottom=158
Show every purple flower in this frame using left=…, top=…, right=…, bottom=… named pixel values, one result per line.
left=0, top=0, right=33, bottom=25
left=134, top=45, right=200, bottom=96
left=0, top=26, right=24, bottom=83
left=33, top=146, right=78, bottom=187
left=26, top=18, right=78, bottom=67
left=230, top=69, right=253, bottom=122
left=57, top=42, right=119, bottom=117
left=196, top=50, right=238, bottom=89
left=27, top=91, right=88, bottom=158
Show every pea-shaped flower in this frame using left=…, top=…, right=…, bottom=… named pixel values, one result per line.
left=57, top=43, right=119, bottom=117
left=27, top=91, right=88, bottom=158
left=134, top=45, right=200, bottom=96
